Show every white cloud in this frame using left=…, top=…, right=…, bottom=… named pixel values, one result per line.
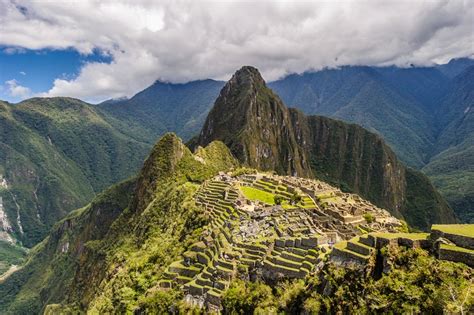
left=19, top=71, right=26, bottom=75
left=5, top=79, right=31, bottom=98
left=1, top=0, right=473, bottom=102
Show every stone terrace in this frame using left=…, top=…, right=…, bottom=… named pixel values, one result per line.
left=159, top=172, right=404, bottom=311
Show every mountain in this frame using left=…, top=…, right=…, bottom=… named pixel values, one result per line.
left=193, top=66, right=456, bottom=230
left=194, top=66, right=311, bottom=177
left=268, top=66, right=440, bottom=168
left=98, top=79, right=224, bottom=142
left=436, top=57, right=474, bottom=79
left=423, top=66, right=474, bottom=223
left=0, top=132, right=470, bottom=314
left=0, top=133, right=238, bottom=314
left=0, top=98, right=150, bottom=247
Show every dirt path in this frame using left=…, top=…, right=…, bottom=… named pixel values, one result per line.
left=0, top=264, right=21, bottom=282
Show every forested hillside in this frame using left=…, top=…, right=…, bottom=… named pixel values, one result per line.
left=0, top=98, right=150, bottom=247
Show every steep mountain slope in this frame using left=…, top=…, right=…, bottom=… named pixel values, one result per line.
left=0, top=133, right=468, bottom=314
left=0, top=98, right=150, bottom=247
left=375, top=66, right=450, bottom=112
left=98, top=79, right=224, bottom=142
left=269, top=67, right=437, bottom=168
left=423, top=67, right=474, bottom=223
left=0, top=133, right=238, bottom=314
left=194, top=66, right=456, bottom=230
left=195, top=67, right=311, bottom=178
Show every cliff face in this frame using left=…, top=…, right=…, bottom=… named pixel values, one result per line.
left=193, top=66, right=456, bottom=230
left=290, top=111, right=406, bottom=217
left=197, top=66, right=311, bottom=177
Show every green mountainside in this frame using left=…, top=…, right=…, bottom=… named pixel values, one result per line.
left=0, top=133, right=238, bottom=314
left=0, top=132, right=471, bottom=314
left=0, top=98, right=150, bottom=247
left=268, top=63, right=473, bottom=222
left=269, top=66, right=439, bottom=168
left=98, top=79, right=224, bottom=142
left=423, top=67, right=474, bottom=223
left=194, top=66, right=456, bottom=230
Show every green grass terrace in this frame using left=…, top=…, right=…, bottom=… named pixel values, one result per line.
left=431, top=224, right=474, bottom=238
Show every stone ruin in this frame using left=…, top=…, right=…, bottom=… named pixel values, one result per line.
left=157, top=172, right=407, bottom=311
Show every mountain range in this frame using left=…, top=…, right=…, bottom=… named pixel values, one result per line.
left=0, top=58, right=472, bottom=254
left=0, top=66, right=465, bottom=314
left=98, top=57, right=474, bottom=223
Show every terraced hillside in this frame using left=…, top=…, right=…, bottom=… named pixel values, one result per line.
left=331, top=224, right=474, bottom=268
left=1, top=133, right=471, bottom=314
left=160, top=171, right=402, bottom=309
left=193, top=66, right=456, bottom=231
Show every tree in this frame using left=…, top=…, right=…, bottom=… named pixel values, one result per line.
left=363, top=213, right=374, bottom=224
left=290, top=193, right=302, bottom=205
left=274, top=195, right=284, bottom=205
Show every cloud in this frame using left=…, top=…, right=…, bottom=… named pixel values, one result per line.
left=1, top=0, right=473, bottom=102
left=19, top=71, right=26, bottom=75
left=5, top=79, right=31, bottom=98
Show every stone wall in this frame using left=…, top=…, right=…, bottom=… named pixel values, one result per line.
left=431, top=230, right=474, bottom=250
left=438, top=247, right=474, bottom=268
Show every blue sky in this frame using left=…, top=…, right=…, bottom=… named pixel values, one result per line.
left=0, top=48, right=111, bottom=103
left=0, top=1, right=472, bottom=103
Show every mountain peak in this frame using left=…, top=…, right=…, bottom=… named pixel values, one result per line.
left=194, top=66, right=312, bottom=177
left=132, top=132, right=186, bottom=212
left=223, top=66, right=267, bottom=95
left=232, top=65, right=265, bottom=83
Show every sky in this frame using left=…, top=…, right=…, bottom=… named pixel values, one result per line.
left=0, top=0, right=473, bottom=103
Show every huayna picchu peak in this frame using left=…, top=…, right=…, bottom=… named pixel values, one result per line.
left=193, top=66, right=456, bottom=231
left=0, top=66, right=471, bottom=314
left=195, top=66, right=311, bottom=178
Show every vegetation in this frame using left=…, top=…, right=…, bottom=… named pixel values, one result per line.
left=440, top=243, right=474, bottom=254
left=0, top=98, right=150, bottom=246
left=290, top=192, right=302, bottom=205
left=223, top=247, right=473, bottom=314
left=98, top=79, right=224, bottom=142
left=363, top=213, right=374, bottom=224
left=0, top=241, right=27, bottom=275
left=0, top=133, right=237, bottom=314
left=0, top=63, right=472, bottom=313
left=274, top=195, right=284, bottom=205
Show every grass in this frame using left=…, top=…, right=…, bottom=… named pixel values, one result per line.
left=440, top=243, right=474, bottom=254
left=431, top=224, right=474, bottom=238
left=371, top=232, right=430, bottom=240
left=240, top=186, right=276, bottom=205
